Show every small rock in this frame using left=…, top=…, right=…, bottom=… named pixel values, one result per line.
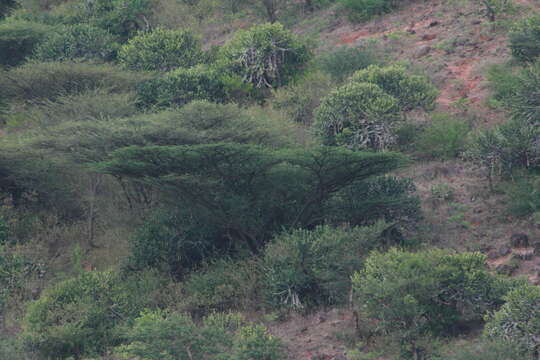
left=472, top=19, right=482, bottom=25
left=421, top=33, right=437, bottom=41
left=487, top=250, right=499, bottom=260
left=429, top=20, right=440, bottom=27
left=510, top=233, right=529, bottom=248
left=499, top=246, right=511, bottom=257
left=415, top=45, right=432, bottom=58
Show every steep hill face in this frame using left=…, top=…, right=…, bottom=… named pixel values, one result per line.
left=264, top=2, right=540, bottom=358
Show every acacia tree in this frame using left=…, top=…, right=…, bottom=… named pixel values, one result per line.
left=96, top=143, right=406, bottom=275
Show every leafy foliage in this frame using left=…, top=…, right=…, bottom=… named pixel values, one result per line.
left=484, top=285, right=540, bottom=357
left=0, top=61, right=150, bottom=101
left=339, top=0, right=399, bottom=22
left=263, top=223, right=387, bottom=309
left=116, top=309, right=232, bottom=360
left=0, top=20, right=54, bottom=67
left=233, top=325, right=285, bottom=360
left=118, top=28, right=203, bottom=71
left=316, top=44, right=380, bottom=82
left=314, top=82, right=400, bottom=151
left=444, top=341, right=526, bottom=360
left=97, top=144, right=405, bottom=258
left=351, top=65, right=437, bottom=111
left=23, top=270, right=163, bottom=359
left=509, top=14, right=540, bottom=62
left=33, top=23, right=118, bottom=62
left=220, top=23, right=312, bottom=88
left=416, top=114, right=471, bottom=159
left=136, top=65, right=247, bottom=108
left=353, top=249, right=515, bottom=355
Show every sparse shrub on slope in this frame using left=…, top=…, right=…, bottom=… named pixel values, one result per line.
left=484, top=285, right=540, bottom=359
left=314, top=82, right=400, bottom=151
left=416, top=114, right=471, bottom=160
left=118, top=28, right=203, bottom=71
left=0, top=20, right=54, bottom=67
left=220, top=23, right=312, bottom=89
left=33, top=24, right=118, bottom=62
left=351, top=64, right=438, bottom=112
left=339, top=0, right=399, bottom=22
left=315, top=44, right=380, bottom=83
left=509, top=14, right=540, bottom=62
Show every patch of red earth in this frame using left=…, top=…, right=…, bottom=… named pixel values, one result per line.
left=437, top=60, right=483, bottom=107
left=269, top=309, right=356, bottom=360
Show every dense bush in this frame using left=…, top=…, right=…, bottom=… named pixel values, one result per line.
left=331, top=176, right=421, bottom=227
left=183, top=258, right=262, bottom=313
left=511, top=59, right=540, bottom=123
left=484, top=285, right=540, bottom=358
left=509, top=14, right=540, bottom=62
left=416, top=114, right=471, bottom=159
left=233, top=325, right=286, bottom=360
left=0, top=20, right=54, bottom=67
left=314, top=82, right=400, bottom=151
left=23, top=270, right=163, bottom=359
left=33, top=24, right=118, bottom=62
left=0, top=61, right=150, bottom=101
left=63, top=0, right=154, bottom=41
left=116, top=309, right=232, bottom=360
left=353, top=249, right=514, bottom=357
left=263, top=223, right=387, bottom=309
left=118, top=28, right=203, bottom=71
left=136, top=65, right=247, bottom=108
left=505, top=176, right=540, bottom=217
left=220, top=23, right=312, bottom=88
left=316, top=44, right=380, bottom=82
left=128, top=210, right=222, bottom=279
left=340, top=0, right=398, bottom=22
left=351, top=65, right=438, bottom=111
left=0, top=0, right=18, bottom=19
left=272, top=71, right=334, bottom=124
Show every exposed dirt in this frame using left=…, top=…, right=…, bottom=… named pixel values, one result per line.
left=269, top=309, right=358, bottom=360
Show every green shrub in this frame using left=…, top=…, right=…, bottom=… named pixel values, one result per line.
left=183, top=258, right=262, bottom=313
left=272, top=71, right=334, bottom=124
left=136, top=65, right=247, bottom=108
left=351, top=64, right=438, bottom=111
left=0, top=61, right=150, bottom=101
left=511, top=59, right=540, bottom=123
left=63, top=0, right=154, bottom=42
left=0, top=20, right=54, bottom=67
left=509, top=14, right=540, bottom=62
left=486, top=63, right=521, bottom=107
left=33, top=23, right=118, bottom=62
left=316, top=44, right=380, bottom=82
left=416, top=114, right=470, bottom=159
left=263, top=223, right=387, bottom=309
left=340, top=0, right=398, bottom=22
left=445, top=342, right=525, bottom=360
left=331, top=176, right=421, bottom=227
left=484, top=285, right=540, bottom=357
left=314, top=81, right=400, bottom=151
left=116, top=309, right=232, bottom=360
left=220, top=22, right=312, bottom=88
left=233, top=325, right=286, bottom=360
left=118, top=28, right=203, bottom=71
left=505, top=176, right=540, bottom=217
left=128, top=210, right=222, bottom=279
left=0, top=0, right=18, bottom=19
left=23, top=270, right=163, bottom=359
left=353, top=249, right=515, bottom=356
